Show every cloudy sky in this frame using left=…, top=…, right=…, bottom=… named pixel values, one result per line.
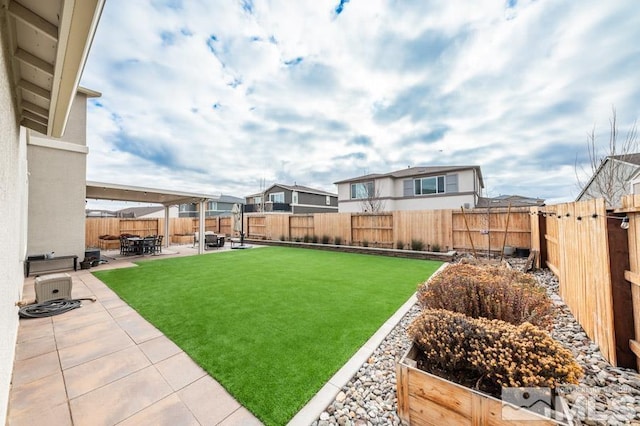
left=81, top=0, right=640, bottom=210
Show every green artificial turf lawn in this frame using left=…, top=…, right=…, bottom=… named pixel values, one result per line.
left=94, top=246, right=440, bottom=425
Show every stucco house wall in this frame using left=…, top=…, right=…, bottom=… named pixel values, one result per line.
left=0, top=18, right=28, bottom=422
left=27, top=93, right=91, bottom=259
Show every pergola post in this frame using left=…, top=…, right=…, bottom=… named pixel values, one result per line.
left=164, top=205, right=170, bottom=247
left=198, top=199, right=206, bottom=254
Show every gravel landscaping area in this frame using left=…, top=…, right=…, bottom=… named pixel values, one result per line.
left=312, top=260, right=640, bottom=426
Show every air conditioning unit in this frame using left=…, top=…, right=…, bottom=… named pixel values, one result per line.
left=34, top=273, right=73, bottom=303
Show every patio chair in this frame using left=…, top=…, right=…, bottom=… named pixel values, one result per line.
left=154, top=235, right=163, bottom=254
left=205, top=234, right=220, bottom=249
left=120, top=236, right=131, bottom=255
left=194, top=231, right=216, bottom=247
left=143, top=236, right=156, bottom=254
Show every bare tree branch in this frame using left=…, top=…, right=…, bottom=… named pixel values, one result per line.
left=360, top=184, right=386, bottom=213
left=575, top=107, right=639, bottom=207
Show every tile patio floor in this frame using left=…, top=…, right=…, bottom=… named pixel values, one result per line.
left=7, top=245, right=264, bottom=426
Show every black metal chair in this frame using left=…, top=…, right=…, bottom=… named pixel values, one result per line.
left=154, top=235, right=163, bottom=254
left=143, top=236, right=156, bottom=254
left=120, top=236, right=131, bottom=255
left=205, top=234, right=220, bottom=249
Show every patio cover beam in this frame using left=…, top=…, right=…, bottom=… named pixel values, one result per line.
left=86, top=181, right=217, bottom=207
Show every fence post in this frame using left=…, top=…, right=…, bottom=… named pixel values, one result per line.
left=537, top=212, right=548, bottom=269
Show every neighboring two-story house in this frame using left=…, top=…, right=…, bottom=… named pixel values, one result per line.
left=334, top=166, right=484, bottom=213
left=245, top=183, right=338, bottom=214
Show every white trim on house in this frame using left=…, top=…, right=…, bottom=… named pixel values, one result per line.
left=295, top=203, right=338, bottom=210
left=27, top=136, right=89, bottom=154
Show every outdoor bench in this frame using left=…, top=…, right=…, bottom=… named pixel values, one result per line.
left=24, top=255, right=78, bottom=277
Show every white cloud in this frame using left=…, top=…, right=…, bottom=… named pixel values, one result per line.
left=81, top=0, right=640, bottom=209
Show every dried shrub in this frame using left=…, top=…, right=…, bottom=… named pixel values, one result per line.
left=334, top=236, right=342, bottom=245
left=396, top=240, right=404, bottom=250
left=408, top=309, right=583, bottom=391
left=321, top=235, right=330, bottom=244
left=417, top=263, right=554, bottom=329
left=407, top=309, right=474, bottom=372
left=431, top=243, right=441, bottom=252
left=411, top=239, right=424, bottom=251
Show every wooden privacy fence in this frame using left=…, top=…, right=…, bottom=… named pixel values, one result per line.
left=244, top=207, right=532, bottom=252
left=86, top=217, right=234, bottom=248
left=531, top=199, right=635, bottom=368
left=621, top=195, right=640, bottom=370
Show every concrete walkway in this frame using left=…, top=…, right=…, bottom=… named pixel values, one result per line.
left=7, top=244, right=422, bottom=425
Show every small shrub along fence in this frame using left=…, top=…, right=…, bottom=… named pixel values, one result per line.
left=243, top=238, right=455, bottom=262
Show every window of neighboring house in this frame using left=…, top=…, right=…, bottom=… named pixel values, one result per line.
left=179, top=203, right=197, bottom=213
left=414, top=176, right=446, bottom=195
left=254, top=196, right=262, bottom=204
left=326, top=195, right=331, bottom=205
left=292, top=191, right=298, bottom=204
left=351, top=182, right=374, bottom=199
left=206, top=201, right=218, bottom=211
left=269, top=192, right=285, bottom=203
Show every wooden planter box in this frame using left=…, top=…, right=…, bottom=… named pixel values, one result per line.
left=396, top=344, right=572, bottom=425
left=98, top=239, right=120, bottom=250
left=172, top=235, right=193, bottom=245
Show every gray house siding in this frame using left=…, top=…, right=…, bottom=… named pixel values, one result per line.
left=298, top=191, right=336, bottom=207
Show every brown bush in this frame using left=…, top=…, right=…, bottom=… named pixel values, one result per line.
left=408, top=309, right=583, bottom=390
left=417, top=263, right=554, bottom=329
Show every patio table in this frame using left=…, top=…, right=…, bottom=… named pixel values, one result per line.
left=127, top=237, right=144, bottom=255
